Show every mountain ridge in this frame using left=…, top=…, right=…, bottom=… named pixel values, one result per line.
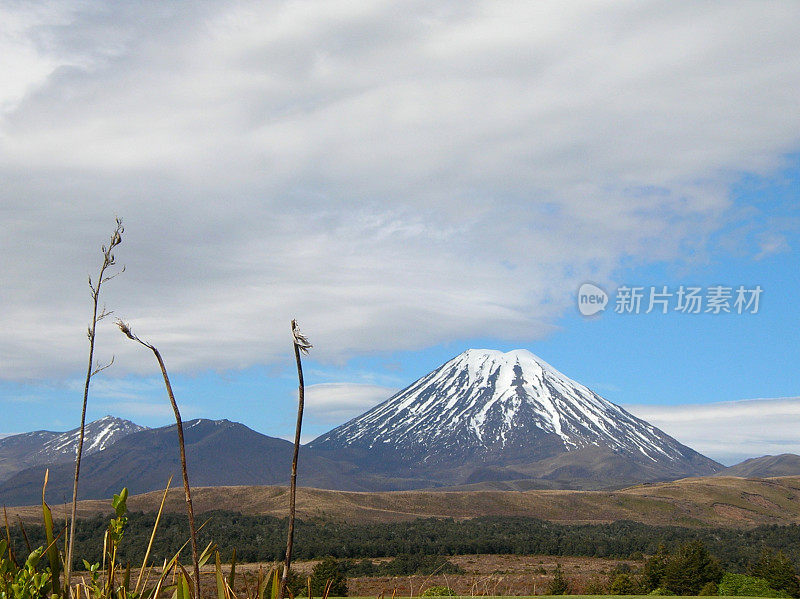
left=718, top=454, right=800, bottom=478
left=0, top=418, right=370, bottom=506
left=0, top=416, right=146, bottom=482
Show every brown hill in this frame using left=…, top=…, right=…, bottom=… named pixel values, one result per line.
left=719, top=454, right=800, bottom=478
left=9, top=475, right=800, bottom=529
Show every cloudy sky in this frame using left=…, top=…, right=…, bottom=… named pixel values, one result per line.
left=1, top=1, right=798, bottom=465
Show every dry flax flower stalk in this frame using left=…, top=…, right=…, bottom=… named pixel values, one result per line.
left=115, top=319, right=201, bottom=599
left=278, top=319, right=312, bottom=599
left=65, top=217, right=124, bottom=594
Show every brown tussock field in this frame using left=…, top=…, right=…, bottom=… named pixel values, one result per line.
left=110, top=554, right=638, bottom=598
left=8, top=475, right=800, bottom=528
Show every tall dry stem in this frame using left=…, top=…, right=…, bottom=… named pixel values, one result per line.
left=278, top=319, right=312, bottom=599
left=116, top=320, right=200, bottom=599
left=65, top=217, right=124, bottom=593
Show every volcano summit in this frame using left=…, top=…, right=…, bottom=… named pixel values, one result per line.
left=310, top=349, right=722, bottom=489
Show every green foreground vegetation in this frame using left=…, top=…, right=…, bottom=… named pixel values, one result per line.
left=11, top=509, right=800, bottom=598
left=4, top=495, right=800, bottom=599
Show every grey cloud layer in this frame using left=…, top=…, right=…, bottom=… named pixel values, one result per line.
left=1, top=1, right=799, bottom=379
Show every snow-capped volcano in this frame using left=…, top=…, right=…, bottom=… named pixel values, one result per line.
left=310, top=349, right=721, bottom=487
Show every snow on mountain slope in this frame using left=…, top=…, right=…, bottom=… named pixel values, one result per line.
left=310, top=349, right=721, bottom=478
left=0, top=416, right=147, bottom=481
left=40, top=415, right=147, bottom=458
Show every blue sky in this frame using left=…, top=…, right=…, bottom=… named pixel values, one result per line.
left=1, top=2, right=799, bottom=465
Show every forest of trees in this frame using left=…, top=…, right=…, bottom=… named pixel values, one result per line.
left=593, top=542, right=800, bottom=597
left=7, top=512, right=800, bottom=573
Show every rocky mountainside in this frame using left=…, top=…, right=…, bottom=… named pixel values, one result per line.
left=0, top=416, right=146, bottom=482
left=310, top=349, right=722, bottom=488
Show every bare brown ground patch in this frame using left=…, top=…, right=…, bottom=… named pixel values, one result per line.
left=742, top=492, right=781, bottom=511
left=712, top=503, right=758, bottom=522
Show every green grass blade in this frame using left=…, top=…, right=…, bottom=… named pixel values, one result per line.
left=136, top=476, right=173, bottom=595
left=178, top=564, right=193, bottom=599
left=227, top=548, right=237, bottom=590
left=198, top=541, right=216, bottom=568
left=150, top=518, right=214, bottom=599
left=42, top=469, right=62, bottom=596
left=3, top=506, right=16, bottom=567
left=257, top=567, right=271, bottom=599
left=216, top=551, right=226, bottom=599
left=124, top=561, right=131, bottom=592
left=270, top=568, right=279, bottom=599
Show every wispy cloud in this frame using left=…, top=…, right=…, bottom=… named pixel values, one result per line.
left=7, top=394, right=48, bottom=404
left=65, top=377, right=163, bottom=401
left=305, top=366, right=407, bottom=389
left=62, top=377, right=202, bottom=424
left=93, top=401, right=201, bottom=420
left=625, top=397, right=800, bottom=465
left=755, top=232, right=790, bottom=260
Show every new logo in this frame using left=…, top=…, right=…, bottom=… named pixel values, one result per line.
left=577, top=282, right=608, bottom=316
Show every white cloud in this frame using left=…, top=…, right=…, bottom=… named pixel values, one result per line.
left=304, top=382, right=396, bottom=425
left=625, top=397, right=800, bottom=466
left=0, top=2, right=799, bottom=379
